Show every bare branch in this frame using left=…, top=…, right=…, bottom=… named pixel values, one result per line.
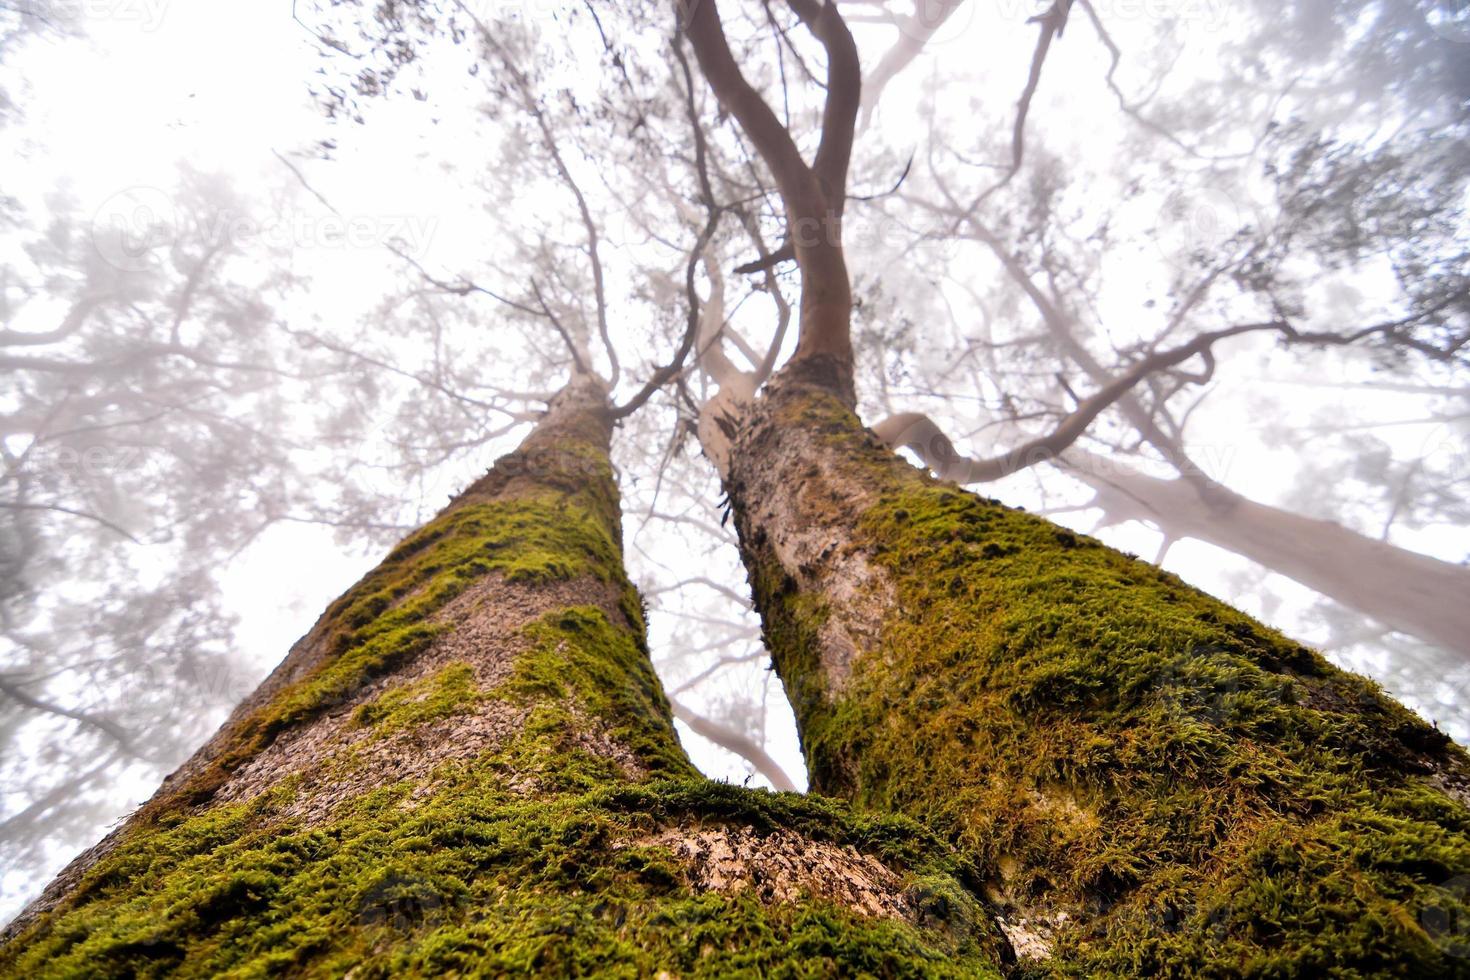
left=610, top=35, right=726, bottom=419
left=0, top=502, right=140, bottom=543
left=669, top=698, right=799, bottom=791
left=679, top=0, right=857, bottom=376
left=0, top=296, right=101, bottom=347
left=530, top=280, right=591, bottom=377
left=858, top=0, right=967, bottom=124
left=784, top=0, right=863, bottom=198
left=875, top=291, right=1459, bottom=488
left=974, top=0, right=1072, bottom=206
left=454, top=10, right=619, bottom=383
left=678, top=0, right=816, bottom=204
left=0, top=674, right=139, bottom=756
left=874, top=320, right=1284, bottom=483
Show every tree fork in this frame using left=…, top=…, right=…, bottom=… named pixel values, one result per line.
left=721, top=367, right=1470, bottom=975
left=678, top=0, right=860, bottom=406
left=0, top=376, right=1011, bottom=977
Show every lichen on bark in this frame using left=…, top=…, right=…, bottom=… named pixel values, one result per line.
left=0, top=378, right=1009, bottom=978
left=725, top=369, right=1470, bottom=977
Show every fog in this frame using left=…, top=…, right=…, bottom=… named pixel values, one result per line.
left=1, top=0, right=1467, bottom=923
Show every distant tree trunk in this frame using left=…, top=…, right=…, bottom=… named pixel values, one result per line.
left=0, top=375, right=1010, bottom=977
left=717, top=363, right=1470, bottom=976
left=1062, top=449, right=1470, bottom=660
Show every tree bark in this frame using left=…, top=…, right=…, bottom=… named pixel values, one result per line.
left=718, top=366, right=1470, bottom=976
left=1061, top=448, right=1470, bottom=661
left=0, top=376, right=1010, bottom=977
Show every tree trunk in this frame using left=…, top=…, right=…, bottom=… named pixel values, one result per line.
left=720, top=365, right=1470, bottom=976
left=0, top=376, right=1010, bottom=978
left=1062, top=449, right=1470, bottom=661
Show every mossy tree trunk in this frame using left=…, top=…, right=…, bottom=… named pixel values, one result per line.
left=721, top=364, right=1470, bottom=977
left=0, top=375, right=1010, bottom=978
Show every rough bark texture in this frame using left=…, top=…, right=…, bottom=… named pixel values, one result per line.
left=723, top=366, right=1470, bottom=977
left=0, top=377, right=1009, bottom=978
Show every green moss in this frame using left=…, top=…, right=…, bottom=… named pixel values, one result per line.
left=0, top=745, right=1007, bottom=978
left=735, top=385, right=1470, bottom=977
left=144, top=480, right=631, bottom=816
left=495, top=606, right=695, bottom=780
left=263, top=430, right=629, bottom=740
left=353, top=662, right=483, bottom=733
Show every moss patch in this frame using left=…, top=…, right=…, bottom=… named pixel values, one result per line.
left=352, top=662, right=484, bottom=734
left=147, top=465, right=632, bottom=816
left=495, top=606, right=693, bottom=780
